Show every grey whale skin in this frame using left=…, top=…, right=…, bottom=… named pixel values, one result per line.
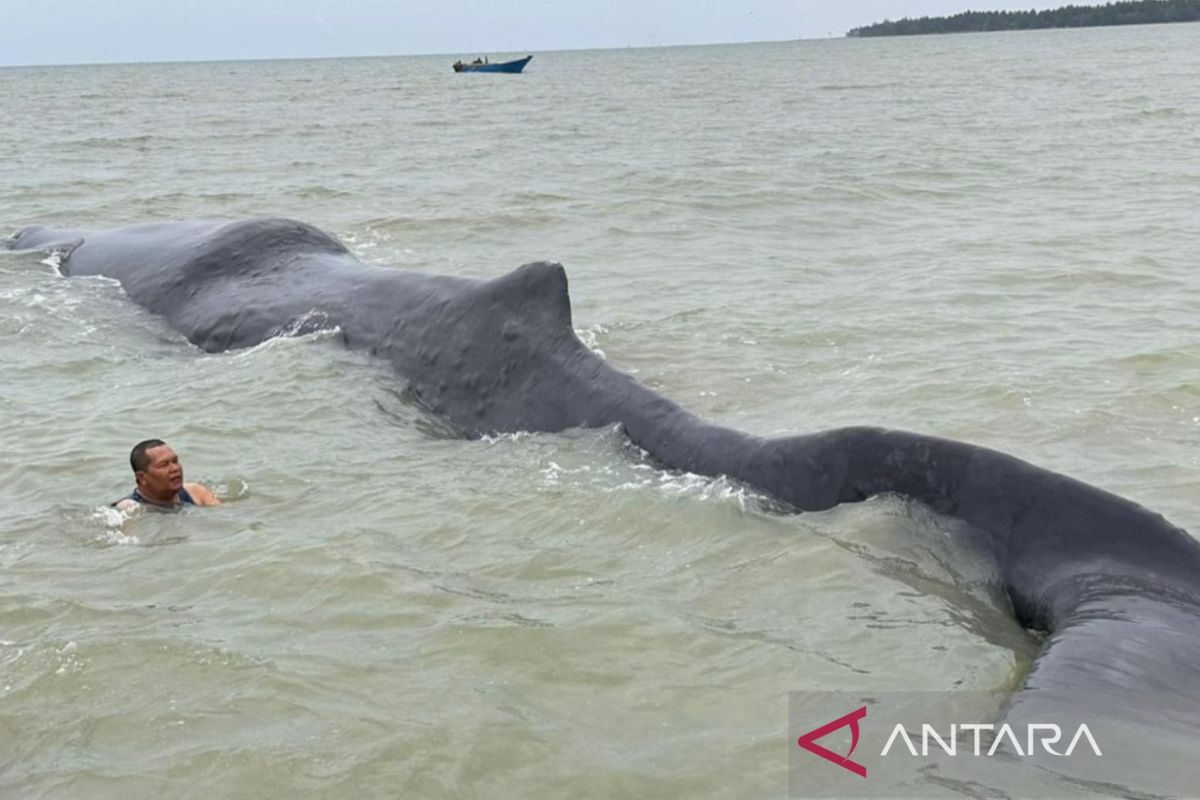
left=10, top=217, right=1200, bottom=726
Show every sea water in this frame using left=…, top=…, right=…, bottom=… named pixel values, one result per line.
left=1, top=26, right=1198, bottom=798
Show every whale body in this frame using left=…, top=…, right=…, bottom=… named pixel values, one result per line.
left=8, top=217, right=1200, bottom=736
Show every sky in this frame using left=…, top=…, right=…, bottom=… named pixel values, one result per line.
left=3, top=0, right=1070, bottom=67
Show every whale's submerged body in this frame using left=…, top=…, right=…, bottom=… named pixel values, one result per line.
left=9, top=218, right=1200, bottom=745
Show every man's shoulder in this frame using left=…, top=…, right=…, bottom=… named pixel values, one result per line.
left=184, top=482, right=221, bottom=506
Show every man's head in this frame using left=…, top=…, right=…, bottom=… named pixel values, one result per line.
left=130, top=439, right=184, bottom=500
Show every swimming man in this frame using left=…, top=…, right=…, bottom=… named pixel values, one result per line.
left=114, top=439, right=221, bottom=510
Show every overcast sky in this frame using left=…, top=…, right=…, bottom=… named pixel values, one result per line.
left=4, top=0, right=1068, bottom=67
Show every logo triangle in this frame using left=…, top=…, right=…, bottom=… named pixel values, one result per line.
left=797, top=706, right=868, bottom=778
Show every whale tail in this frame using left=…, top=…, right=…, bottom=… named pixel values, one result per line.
left=999, top=593, right=1200, bottom=794
left=1007, top=593, right=1200, bottom=723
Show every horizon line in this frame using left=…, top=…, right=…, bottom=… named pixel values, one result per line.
left=0, top=36, right=819, bottom=70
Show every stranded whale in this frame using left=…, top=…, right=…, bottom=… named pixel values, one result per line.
left=7, top=217, right=1200, bottom=733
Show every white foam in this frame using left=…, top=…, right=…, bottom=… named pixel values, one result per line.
left=609, top=469, right=762, bottom=511
left=229, top=317, right=344, bottom=358
left=90, top=505, right=141, bottom=545
left=481, top=430, right=536, bottom=444
left=575, top=324, right=609, bottom=359
left=54, top=640, right=84, bottom=675
left=39, top=252, right=65, bottom=276
left=540, top=460, right=600, bottom=487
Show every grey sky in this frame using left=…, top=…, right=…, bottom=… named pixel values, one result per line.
left=5, top=1, right=1067, bottom=67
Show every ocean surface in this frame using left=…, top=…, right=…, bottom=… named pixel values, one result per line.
left=2, top=25, right=1199, bottom=799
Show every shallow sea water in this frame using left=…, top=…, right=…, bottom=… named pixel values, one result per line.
left=1, top=26, right=1199, bottom=798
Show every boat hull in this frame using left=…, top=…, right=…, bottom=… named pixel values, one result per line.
left=453, top=55, right=532, bottom=73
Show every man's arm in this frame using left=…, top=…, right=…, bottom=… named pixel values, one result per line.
left=185, top=482, right=221, bottom=506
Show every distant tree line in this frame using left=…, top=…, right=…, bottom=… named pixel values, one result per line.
left=847, top=0, right=1200, bottom=36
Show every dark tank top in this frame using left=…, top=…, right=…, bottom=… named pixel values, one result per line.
left=114, top=486, right=196, bottom=508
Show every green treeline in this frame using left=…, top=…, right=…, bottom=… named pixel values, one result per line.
left=847, top=0, right=1200, bottom=36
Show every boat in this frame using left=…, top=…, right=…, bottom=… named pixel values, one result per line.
left=452, top=55, right=532, bottom=74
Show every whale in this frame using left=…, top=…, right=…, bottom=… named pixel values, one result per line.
left=7, top=217, right=1200, bottom=738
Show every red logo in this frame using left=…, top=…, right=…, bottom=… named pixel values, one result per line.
left=797, top=706, right=868, bottom=778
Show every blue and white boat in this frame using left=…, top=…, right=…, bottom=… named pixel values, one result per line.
left=452, top=55, right=532, bottom=73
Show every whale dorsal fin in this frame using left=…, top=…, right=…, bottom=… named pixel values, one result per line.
left=477, top=261, right=573, bottom=332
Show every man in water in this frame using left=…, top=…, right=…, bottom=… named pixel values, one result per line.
left=114, top=439, right=220, bottom=510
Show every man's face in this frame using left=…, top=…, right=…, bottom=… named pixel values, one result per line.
left=137, top=445, right=184, bottom=497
